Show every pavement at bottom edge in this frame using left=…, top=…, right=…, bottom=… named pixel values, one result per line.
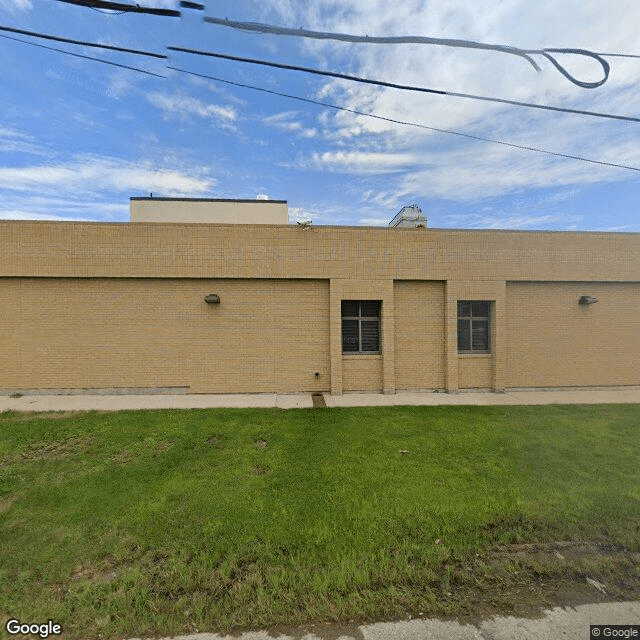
left=127, top=601, right=640, bottom=640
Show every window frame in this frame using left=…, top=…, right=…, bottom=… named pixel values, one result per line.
left=341, top=300, right=381, bottom=355
left=457, top=300, right=491, bottom=354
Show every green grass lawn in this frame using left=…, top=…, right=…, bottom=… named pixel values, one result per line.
left=0, top=404, right=638, bottom=638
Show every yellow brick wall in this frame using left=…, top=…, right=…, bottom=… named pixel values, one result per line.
left=329, top=279, right=395, bottom=394
left=1, top=221, right=640, bottom=394
left=2, top=221, right=639, bottom=282
left=393, top=281, right=446, bottom=390
left=445, top=281, right=506, bottom=392
left=0, top=278, right=330, bottom=393
left=506, top=281, right=640, bottom=387
left=458, top=356, right=493, bottom=389
left=342, top=356, right=383, bottom=392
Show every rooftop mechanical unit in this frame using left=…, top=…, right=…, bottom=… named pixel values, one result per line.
left=388, top=204, right=427, bottom=228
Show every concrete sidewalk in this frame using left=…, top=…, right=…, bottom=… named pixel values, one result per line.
left=1, top=387, right=640, bottom=412
left=129, top=601, right=640, bottom=640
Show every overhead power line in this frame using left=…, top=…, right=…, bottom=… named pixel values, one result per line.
left=0, top=33, right=165, bottom=77
left=0, top=16, right=635, bottom=172
left=3, top=18, right=637, bottom=170
left=0, top=24, right=167, bottom=58
left=168, top=66, right=640, bottom=173
left=203, top=16, right=610, bottom=89
left=167, top=46, right=640, bottom=123
left=597, top=52, right=640, bottom=59
left=56, top=0, right=181, bottom=17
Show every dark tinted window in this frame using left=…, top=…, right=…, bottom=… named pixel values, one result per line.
left=342, top=301, right=381, bottom=353
left=458, top=301, right=491, bottom=353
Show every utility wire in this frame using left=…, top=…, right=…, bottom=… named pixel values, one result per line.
left=4, top=20, right=637, bottom=170
left=168, top=66, right=640, bottom=173
left=0, top=33, right=166, bottom=77
left=0, top=24, right=167, bottom=58
left=203, top=17, right=610, bottom=89
left=56, top=0, right=181, bottom=17
left=167, top=46, right=640, bottom=123
left=204, top=17, right=541, bottom=70
left=597, top=52, right=640, bottom=59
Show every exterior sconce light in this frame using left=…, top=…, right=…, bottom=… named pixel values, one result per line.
left=579, top=296, right=598, bottom=305
left=204, top=294, right=220, bottom=304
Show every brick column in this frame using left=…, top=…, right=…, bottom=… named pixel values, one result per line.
left=492, top=287, right=506, bottom=392
left=382, top=286, right=395, bottom=394
left=444, top=280, right=459, bottom=392
left=329, top=281, right=343, bottom=395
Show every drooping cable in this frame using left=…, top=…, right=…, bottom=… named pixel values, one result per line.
left=168, top=66, right=640, bottom=173
left=166, top=46, right=640, bottom=123
left=0, top=33, right=166, bottom=77
left=203, top=17, right=610, bottom=88
left=4, top=18, right=637, bottom=171
left=0, top=24, right=167, bottom=59
left=56, top=0, right=181, bottom=17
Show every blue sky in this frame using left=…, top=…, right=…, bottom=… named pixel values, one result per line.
left=1, top=0, right=639, bottom=230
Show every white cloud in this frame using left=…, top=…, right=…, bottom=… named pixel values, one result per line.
left=0, top=126, right=30, bottom=139
left=0, top=156, right=215, bottom=197
left=2, top=0, right=32, bottom=12
left=0, top=194, right=131, bottom=222
left=0, top=126, right=51, bottom=157
left=311, top=151, right=419, bottom=173
left=437, top=208, right=589, bottom=230
left=147, top=92, right=237, bottom=125
left=267, top=1, right=640, bottom=202
left=0, top=210, right=89, bottom=221
left=263, top=112, right=318, bottom=138
left=289, top=205, right=338, bottom=225
left=358, top=216, right=390, bottom=226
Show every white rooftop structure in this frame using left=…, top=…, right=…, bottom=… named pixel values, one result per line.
left=388, top=204, right=427, bottom=228
left=130, top=197, right=288, bottom=224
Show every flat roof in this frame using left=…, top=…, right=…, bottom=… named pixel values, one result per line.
left=2, top=219, right=639, bottom=235
left=130, top=197, right=288, bottom=203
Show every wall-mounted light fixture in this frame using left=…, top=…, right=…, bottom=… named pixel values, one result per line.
left=204, top=294, right=220, bottom=304
left=579, top=295, right=598, bottom=305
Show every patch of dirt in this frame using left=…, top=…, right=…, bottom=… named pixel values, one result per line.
left=437, top=539, right=640, bottom=625
left=69, top=557, right=122, bottom=584
left=251, top=465, right=269, bottom=475
left=269, top=540, right=640, bottom=636
left=49, top=538, right=640, bottom=640
left=254, top=439, right=268, bottom=448
left=153, top=440, right=173, bottom=453
left=0, top=495, right=17, bottom=514
left=110, top=449, right=133, bottom=465
left=17, top=435, right=94, bottom=462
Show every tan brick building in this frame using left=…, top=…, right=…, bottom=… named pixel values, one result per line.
left=1, top=199, right=639, bottom=395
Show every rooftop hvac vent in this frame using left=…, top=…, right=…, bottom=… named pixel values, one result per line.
left=389, top=204, right=427, bottom=228
left=256, top=194, right=269, bottom=200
